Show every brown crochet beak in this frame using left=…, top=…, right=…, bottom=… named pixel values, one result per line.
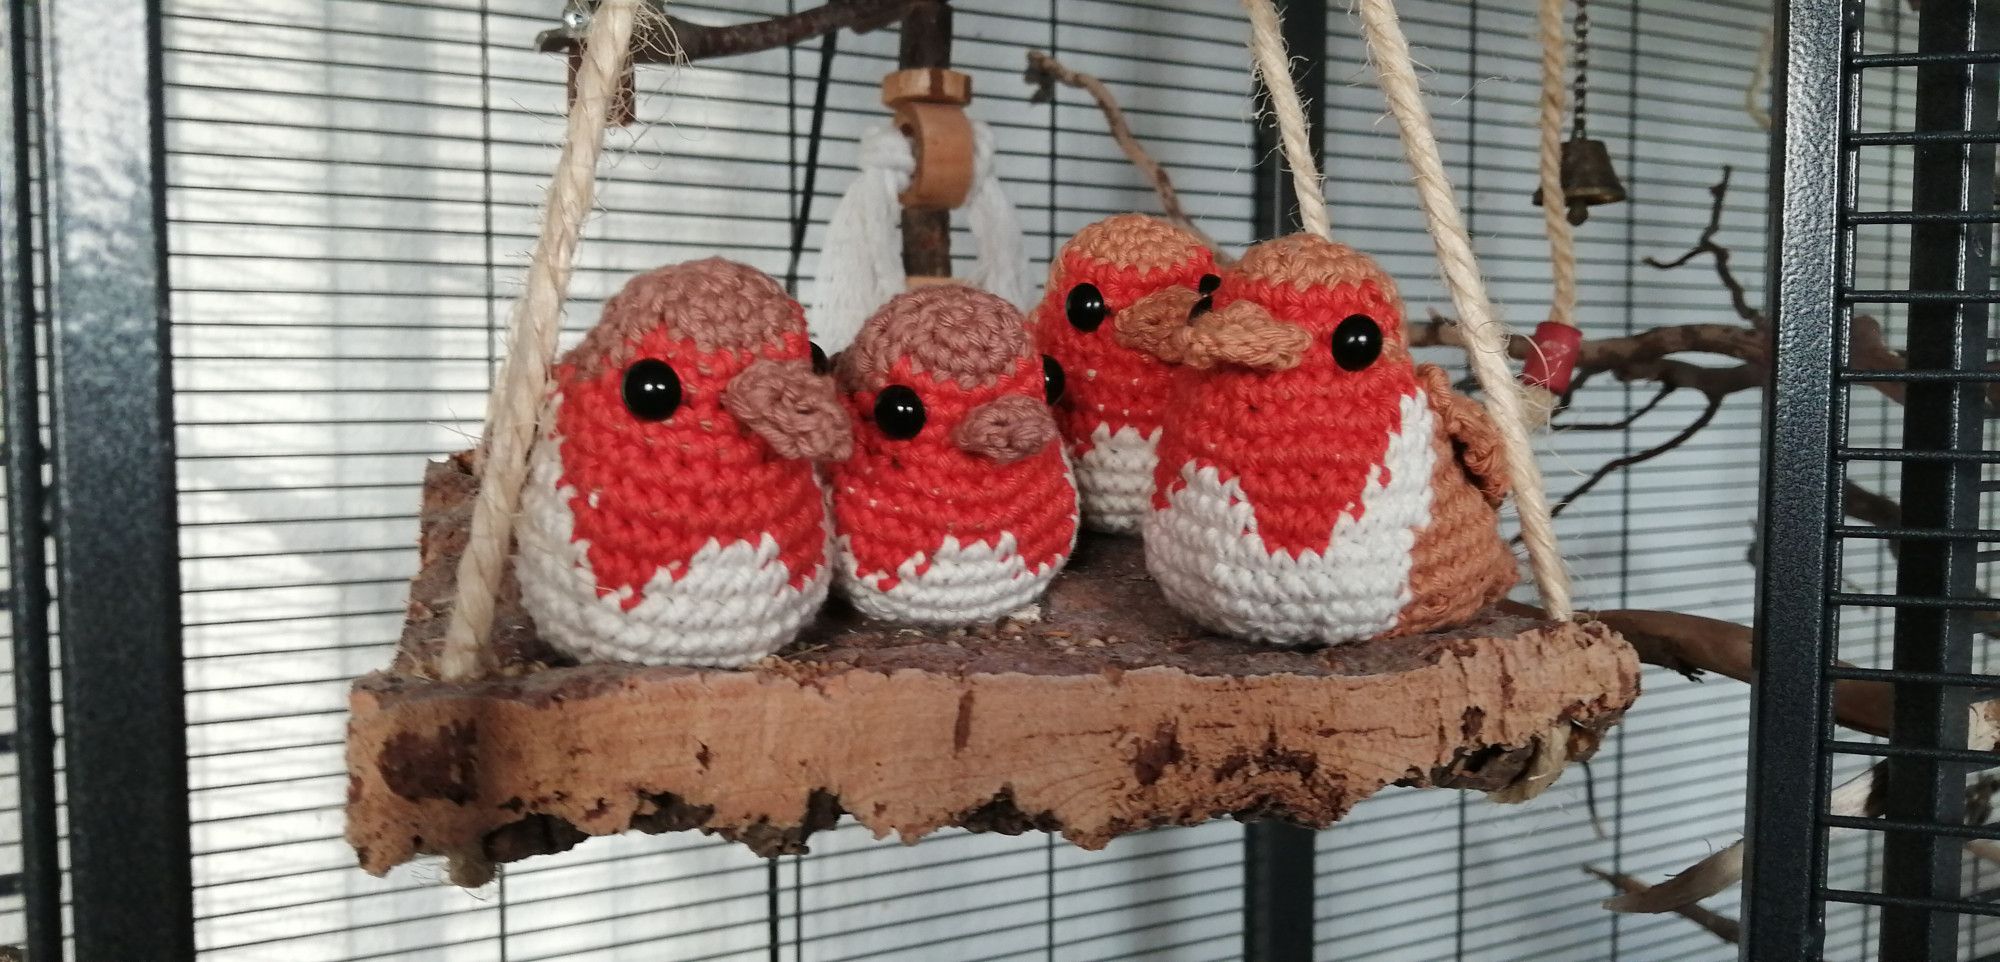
left=1113, top=286, right=1206, bottom=364
left=722, top=359, right=854, bottom=462
left=1117, top=289, right=1309, bottom=372
left=1186, top=300, right=1311, bottom=371
left=952, top=393, right=1058, bottom=464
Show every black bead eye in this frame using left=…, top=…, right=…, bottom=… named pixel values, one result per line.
left=621, top=358, right=681, bottom=421
left=810, top=341, right=830, bottom=375
left=1197, top=273, right=1221, bottom=294
left=873, top=385, right=925, bottom=440
left=1331, top=314, right=1383, bottom=372
left=1042, top=354, right=1065, bottom=405
left=1065, top=283, right=1107, bottom=332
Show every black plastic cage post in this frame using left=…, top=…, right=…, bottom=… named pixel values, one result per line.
left=1243, top=1, right=1328, bottom=959
left=1752, top=1, right=2000, bottom=960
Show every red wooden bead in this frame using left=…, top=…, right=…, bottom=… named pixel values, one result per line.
left=1520, top=321, right=1583, bottom=395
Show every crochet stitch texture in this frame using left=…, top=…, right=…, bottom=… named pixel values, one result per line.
left=1140, top=234, right=1516, bottom=644
left=832, top=285, right=1079, bottom=624
left=516, top=259, right=847, bottom=666
left=1032, top=214, right=1216, bottom=534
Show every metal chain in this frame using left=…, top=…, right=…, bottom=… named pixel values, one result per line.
left=1572, top=0, right=1590, bottom=140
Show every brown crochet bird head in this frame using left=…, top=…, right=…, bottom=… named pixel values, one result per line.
left=557, top=257, right=850, bottom=463
left=838, top=284, right=1058, bottom=464
left=1117, top=232, right=1408, bottom=374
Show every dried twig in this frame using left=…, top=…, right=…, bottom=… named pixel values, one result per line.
left=1023, top=50, right=1231, bottom=261
left=1603, top=763, right=1882, bottom=915
left=1549, top=393, right=1723, bottom=521
left=1556, top=384, right=1676, bottom=431
left=1644, top=166, right=1766, bottom=331
left=1585, top=866, right=1741, bottom=944
left=537, top=0, right=911, bottom=63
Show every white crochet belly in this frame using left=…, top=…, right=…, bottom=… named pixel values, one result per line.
left=1073, top=422, right=1160, bottom=535
left=515, top=426, right=829, bottom=668
left=1143, top=389, right=1436, bottom=645
left=838, top=531, right=1062, bottom=625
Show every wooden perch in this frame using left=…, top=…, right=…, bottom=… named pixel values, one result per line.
left=344, top=455, right=1640, bottom=875
left=537, top=0, right=913, bottom=63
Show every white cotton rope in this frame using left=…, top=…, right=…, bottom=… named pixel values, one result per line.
left=437, top=0, right=643, bottom=683
left=1310, top=0, right=1571, bottom=620
left=810, top=125, right=913, bottom=352
left=1241, top=0, right=1332, bottom=240
left=964, top=121, right=1031, bottom=318
left=809, top=120, right=1029, bottom=352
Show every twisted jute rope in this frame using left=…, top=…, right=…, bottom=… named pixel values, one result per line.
left=1747, top=23, right=1774, bottom=132
left=1522, top=0, right=1579, bottom=429
left=1241, top=0, right=1331, bottom=240
left=437, top=0, right=643, bottom=686
left=1263, top=0, right=1573, bottom=622
left=1536, top=0, right=1577, bottom=333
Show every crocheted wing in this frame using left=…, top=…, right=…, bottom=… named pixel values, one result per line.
left=1415, top=363, right=1510, bottom=508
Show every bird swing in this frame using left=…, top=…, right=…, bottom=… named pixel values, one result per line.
left=344, top=0, right=1638, bottom=886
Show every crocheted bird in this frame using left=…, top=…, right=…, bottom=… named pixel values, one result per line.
left=830, top=284, right=1079, bottom=624
left=1031, top=214, right=1218, bottom=535
left=516, top=258, right=851, bottom=667
left=1118, top=233, right=1516, bottom=645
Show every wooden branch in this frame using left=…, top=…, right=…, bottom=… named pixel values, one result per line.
left=1642, top=166, right=1766, bottom=331
left=1557, top=384, right=1675, bottom=431
left=1548, top=393, right=1722, bottom=521
left=1586, top=867, right=1741, bottom=945
left=897, top=1, right=955, bottom=277
left=1498, top=601, right=1904, bottom=739
left=538, top=0, right=913, bottom=63
left=1023, top=51, right=1230, bottom=262
left=1410, top=314, right=1766, bottom=397
left=1602, top=763, right=1878, bottom=916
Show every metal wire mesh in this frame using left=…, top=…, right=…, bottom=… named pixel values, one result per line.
left=0, top=0, right=1899, bottom=960
left=1755, top=1, right=2000, bottom=960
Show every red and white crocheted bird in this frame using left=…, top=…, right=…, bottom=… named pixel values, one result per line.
left=516, top=259, right=851, bottom=666
left=830, top=285, right=1079, bottom=624
left=1118, top=233, right=1516, bottom=645
left=1032, top=214, right=1217, bottom=535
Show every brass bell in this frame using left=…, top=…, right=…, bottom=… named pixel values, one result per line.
left=1532, top=137, right=1627, bottom=226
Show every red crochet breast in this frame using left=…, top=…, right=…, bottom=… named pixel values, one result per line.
left=1153, top=278, right=1416, bottom=558
left=833, top=357, right=1076, bottom=590
left=553, top=330, right=827, bottom=606
left=1033, top=251, right=1206, bottom=452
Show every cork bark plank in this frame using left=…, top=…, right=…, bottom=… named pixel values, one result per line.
left=346, top=454, right=1640, bottom=875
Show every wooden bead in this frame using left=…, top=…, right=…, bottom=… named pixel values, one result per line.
left=880, top=67, right=972, bottom=106
left=892, top=101, right=974, bottom=210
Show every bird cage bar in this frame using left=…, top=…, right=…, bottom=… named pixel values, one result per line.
left=1744, top=0, right=1849, bottom=957
left=0, top=0, right=59, bottom=958
left=1881, top=0, right=1999, bottom=956
left=38, top=0, right=195, bottom=958
left=1752, top=0, right=2000, bottom=958
left=1242, top=3, right=1329, bottom=961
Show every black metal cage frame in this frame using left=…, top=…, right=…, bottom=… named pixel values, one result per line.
left=3, top=0, right=1995, bottom=960
left=1753, top=0, right=2000, bottom=960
